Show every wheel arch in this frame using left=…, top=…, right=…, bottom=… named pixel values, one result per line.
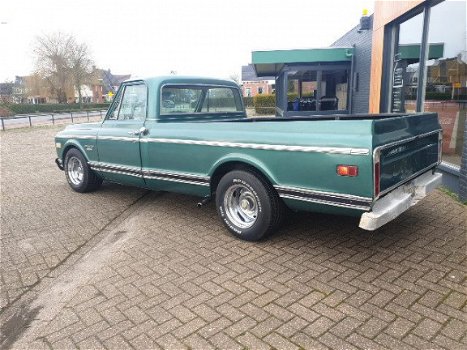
left=209, top=154, right=278, bottom=194
left=61, top=140, right=89, bottom=163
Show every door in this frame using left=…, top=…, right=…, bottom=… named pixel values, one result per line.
left=95, top=82, right=147, bottom=187
left=140, top=84, right=244, bottom=197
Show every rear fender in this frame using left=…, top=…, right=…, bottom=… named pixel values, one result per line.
left=209, top=153, right=278, bottom=185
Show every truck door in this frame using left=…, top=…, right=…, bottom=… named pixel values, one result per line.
left=95, top=82, right=147, bottom=187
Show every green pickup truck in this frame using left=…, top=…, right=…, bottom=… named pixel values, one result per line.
left=55, top=76, right=442, bottom=241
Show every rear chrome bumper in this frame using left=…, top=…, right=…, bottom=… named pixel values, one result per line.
left=55, top=158, right=64, bottom=171
left=359, top=171, right=442, bottom=231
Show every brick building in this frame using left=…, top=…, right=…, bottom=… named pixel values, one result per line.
left=240, top=65, right=274, bottom=97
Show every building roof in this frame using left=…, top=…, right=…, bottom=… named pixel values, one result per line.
left=252, top=47, right=354, bottom=77
left=241, top=64, right=274, bottom=82
left=97, top=69, right=131, bottom=94
left=0, top=83, right=13, bottom=95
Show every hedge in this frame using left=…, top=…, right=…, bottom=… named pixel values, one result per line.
left=1, top=103, right=111, bottom=115
left=253, top=94, right=275, bottom=115
left=243, top=96, right=254, bottom=108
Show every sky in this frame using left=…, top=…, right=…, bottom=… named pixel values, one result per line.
left=0, top=0, right=375, bottom=82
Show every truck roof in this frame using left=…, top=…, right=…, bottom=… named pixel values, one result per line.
left=124, top=76, right=240, bottom=89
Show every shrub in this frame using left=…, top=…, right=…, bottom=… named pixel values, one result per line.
left=253, top=94, right=275, bottom=115
left=243, top=96, right=254, bottom=108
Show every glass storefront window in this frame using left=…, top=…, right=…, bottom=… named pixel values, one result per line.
left=286, top=68, right=348, bottom=112
left=392, top=11, right=424, bottom=113
left=389, top=0, right=466, bottom=167
left=424, top=1, right=466, bottom=166
left=322, top=70, right=348, bottom=111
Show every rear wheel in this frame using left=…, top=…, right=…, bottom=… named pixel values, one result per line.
left=64, top=148, right=102, bottom=193
left=216, top=170, right=283, bottom=241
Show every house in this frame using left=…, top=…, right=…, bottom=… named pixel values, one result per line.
left=240, top=64, right=274, bottom=97
left=91, top=69, right=131, bottom=103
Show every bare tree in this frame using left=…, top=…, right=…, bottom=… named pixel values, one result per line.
left=229, top=73, right=240, bottom=85
left=69, top=41, right=94, bottom=106
left=33, top=32, right=94, bottom=105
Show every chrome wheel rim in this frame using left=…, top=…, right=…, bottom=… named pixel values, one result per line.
left=224, top=184, right=258, bottom=229
left=67, top=156, right=84, bottom=186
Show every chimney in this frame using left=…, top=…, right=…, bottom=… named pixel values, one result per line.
left=359, top=9, right=371, bottom=31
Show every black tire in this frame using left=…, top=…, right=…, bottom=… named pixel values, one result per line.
left=215, top=170, right=283, bottom=241
left=64, top=148, right=102, bottom=193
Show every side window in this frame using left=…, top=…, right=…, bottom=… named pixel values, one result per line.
left=201, top=88, right=242, bottom=113
left=107, top=84, right=147, bottom=121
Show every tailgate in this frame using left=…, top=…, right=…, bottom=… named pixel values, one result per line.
left=372, top=113, right=441, bottom=198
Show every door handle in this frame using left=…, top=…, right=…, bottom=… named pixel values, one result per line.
left=128, top=127, right=148, bottom=136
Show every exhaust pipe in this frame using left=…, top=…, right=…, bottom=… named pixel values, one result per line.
left=197, top=196, right=211, bottom=207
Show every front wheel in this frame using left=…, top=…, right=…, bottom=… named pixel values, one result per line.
left=64, top=148, right=102, bottom=193
left=215, top=170, right=283, bottom=241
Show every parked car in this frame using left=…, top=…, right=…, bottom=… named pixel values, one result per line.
left=55, top=76, right=442, bottom=241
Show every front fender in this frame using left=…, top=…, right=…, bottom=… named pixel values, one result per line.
left=60, top=139, right=91, bottom=163
left=208, top=153, right=279, bottom=185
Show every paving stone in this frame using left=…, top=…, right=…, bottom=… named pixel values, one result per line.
left=304, top=316, right=335, bottom=337
left=275, top=316, right=308, bottom=338
left=357, top=316, right=389, bottom=339
left=384, top=317, right=415, bottom=339
left=237, top=332, right=272, bottom=350
left=250, top=316, right=282, bottom=338
left=1, top=127, right=466, bottom=350
left=208, top=332, right=242, bottom=350
left=319, top=332, right=359, bottom=350
left=412, top=318, right=443, bottom=340
left=264, top=332, right=300, bottom=350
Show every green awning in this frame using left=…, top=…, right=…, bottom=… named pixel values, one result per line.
left=398, top=43, right=444, bottom=63
left=252, top=47, right=353, bottom=76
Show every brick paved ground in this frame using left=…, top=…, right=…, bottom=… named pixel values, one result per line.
left=1, top=126, right=466, bottom=349
left=0, top=126, right=146, bottom=309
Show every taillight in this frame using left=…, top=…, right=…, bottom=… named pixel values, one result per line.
left=337, top=165, right=358, bottom=176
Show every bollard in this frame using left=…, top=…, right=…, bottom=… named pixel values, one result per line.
left=28, top=115, right=32, bottom=127
left=1, top=118, right=4, bottom=131
left=87, top=110, right=90, bottom=121
left=70, top=112, right=74, bottom=123
left=100, top=110, right=102, bottom=119
left=51, top=114, right=55, bottom=125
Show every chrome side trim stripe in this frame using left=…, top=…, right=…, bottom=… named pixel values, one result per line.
left=98, top=136, right=137, bottom=142
left=57, top=134, right=97, bottom=140
left=142, top=169, right=210, bottom=182
left=143, top=175, right=210, bottom=187
left=58, top=135, right=369, bottom=155
left=141, top=138, right=370, bottom=156
left=274, top=185, right=372, bottom=211
left=88, top=161, right=210, bottom=186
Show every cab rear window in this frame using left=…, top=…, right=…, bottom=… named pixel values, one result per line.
left=160, top=85, right=243, bottom=115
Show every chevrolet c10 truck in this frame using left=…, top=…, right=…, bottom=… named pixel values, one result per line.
left=55, top=76, right=442, bottom=241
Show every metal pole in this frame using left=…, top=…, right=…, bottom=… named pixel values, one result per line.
left=70, top=112, right=74, bottom=123
left=51, top=114, right=55, bottom=125
left=1, top=118, right=4, bottom=131
left=28, top=116, right=32, bottom=127
left=416, top=5, right=431, bottom=112
left=87, top=110, right=89, bottom=121
left=100, top=110, right=102, bottom=118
